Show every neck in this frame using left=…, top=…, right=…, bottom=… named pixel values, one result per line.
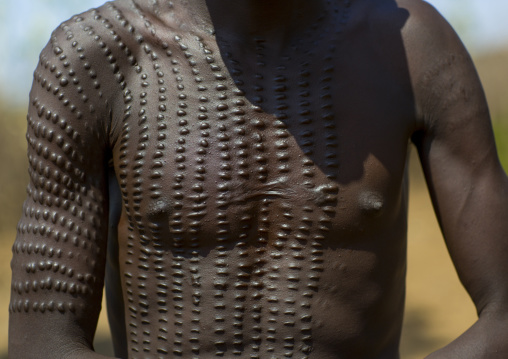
left=147, top=0, right=328, bottom=40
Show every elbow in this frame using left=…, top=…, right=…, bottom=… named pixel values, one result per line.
left=9, top=314, right=95, bottom=359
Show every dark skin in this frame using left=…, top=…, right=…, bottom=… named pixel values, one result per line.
left=9, top=0, right=508, bottom=358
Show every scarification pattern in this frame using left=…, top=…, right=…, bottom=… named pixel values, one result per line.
left=10, top=11, right=114, bottom=318
left=10, top=1, right=356, bottom=358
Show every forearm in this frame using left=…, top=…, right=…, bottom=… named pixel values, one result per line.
left=426, top=175, right=508, bottom=359
left=426, top=312, right=508, bottom=359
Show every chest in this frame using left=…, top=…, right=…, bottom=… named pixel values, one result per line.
left=110, top=33, right=414, bottom=244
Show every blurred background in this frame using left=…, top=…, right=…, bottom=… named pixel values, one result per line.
left=0, top=1, right=507, bottom=358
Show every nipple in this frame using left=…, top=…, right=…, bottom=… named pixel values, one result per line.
left=147, top=198, right=172, bottom=221
left=359, top=191, right=384, bottom=216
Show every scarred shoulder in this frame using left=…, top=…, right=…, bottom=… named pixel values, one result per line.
left=24, top=2, right=141, bottom=174
left=39, top=0, right=157, bottom=145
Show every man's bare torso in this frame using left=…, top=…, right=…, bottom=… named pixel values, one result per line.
left=11, top=0, right=508, bottom=357
left=100, top=1, right=416, bottom=357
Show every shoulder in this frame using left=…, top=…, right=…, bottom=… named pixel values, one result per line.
left=350, top=1, right=480, bottom=126
left=32, top=2, right=138, bottom=148
left=389, top=1, right=484, bottom=130
left=345, top=0, right=452, bottom=59
left=389, top=0, right=469, bottom=78
left=40, top=3, right=123, bottom=86
left=359, top=0, right=475, bottom=91
left=45, top=0, right=180, bottom=80
left=362, top=0, right=444, bottom=22
left=37, top=1, right=145, bottom=125
left=45, top=1, right=139, bottom=64
left=355, top=0, right=451, bottom=39
left=395, top=0, right=462, bottom=53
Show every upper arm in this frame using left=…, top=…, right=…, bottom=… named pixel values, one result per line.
left=402, top=0, right=508, bottom=313
left=9, top=15, right=112, bottom=357
left=404, top=0, right=501, bottom=210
